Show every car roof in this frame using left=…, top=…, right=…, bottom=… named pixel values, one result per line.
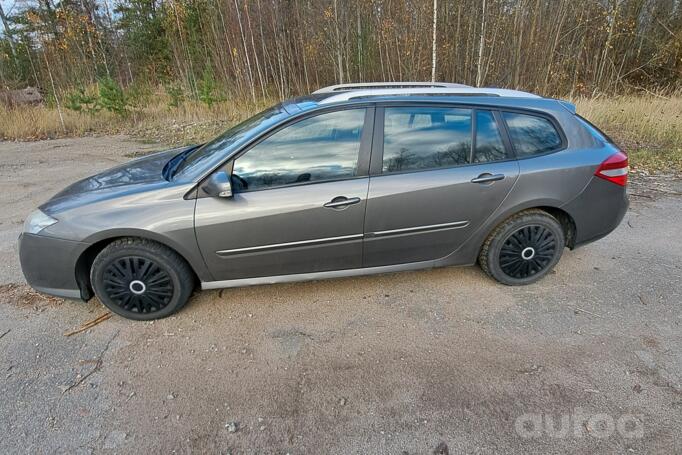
left=317, top=86, right=541, bottom=103
left=281, top=83, right=576, bottom=115
left=284, top=93, right=573, bottom=118
left=312, top=81, right=471, bottom=93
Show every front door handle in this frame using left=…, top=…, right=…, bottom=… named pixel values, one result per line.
left=471, top=173, right=505, bottom=184
left=324, top=196, right=361, bottom=209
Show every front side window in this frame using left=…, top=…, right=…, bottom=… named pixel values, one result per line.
left=502, top=112, right=563, bottom=157
left=232, top=109, right=365, bottom=191
left=382, top=107, right=472, bottom=173
left=173, top=105, right=287, bottom=181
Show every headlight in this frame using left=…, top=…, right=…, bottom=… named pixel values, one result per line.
left=23, top=210, right=58, bottom=234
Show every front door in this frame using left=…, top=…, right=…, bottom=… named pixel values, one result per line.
left=363, top=106, right=520, bottom=267
left=195, top=107, right=373, bottom=281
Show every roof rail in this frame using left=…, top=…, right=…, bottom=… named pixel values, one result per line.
left=313, top=81, right=470, bottom=93
left=317, top=87, right=541, bottom=104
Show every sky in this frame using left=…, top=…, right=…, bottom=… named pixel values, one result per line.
left=1, top=0, right=18, bottom=16
left=0, top=1, right=18, bottom=34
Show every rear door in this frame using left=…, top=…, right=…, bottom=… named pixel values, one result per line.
left=194, top=107, right=373, bottom=281
left=363, top=105, right=520, bottom=267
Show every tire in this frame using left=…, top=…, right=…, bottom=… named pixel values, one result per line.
left=90, top=238, right=195, bottom=320
left=478, top=209, right=565, bottom=286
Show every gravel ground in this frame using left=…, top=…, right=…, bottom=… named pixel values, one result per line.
left=0, top=137, right=680, bottom=454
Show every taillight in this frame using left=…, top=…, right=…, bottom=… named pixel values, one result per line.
left=594, top=151, right=629, bottom=186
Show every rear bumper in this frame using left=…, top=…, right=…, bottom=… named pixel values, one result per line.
left=562, top=177, right=629, bottom=247
left=18, top=233, right=90, bottom=300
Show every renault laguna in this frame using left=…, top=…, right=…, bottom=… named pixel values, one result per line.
left=19, top=82, right=629, bottom=320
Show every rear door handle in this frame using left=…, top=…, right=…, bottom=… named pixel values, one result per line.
left=471, top=173, right=505, bottom=184
left=324, top=196, right=361, bottom=209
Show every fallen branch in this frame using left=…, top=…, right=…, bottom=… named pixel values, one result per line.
left=648, top=187, right=682, bottom=196
left=64, top=312, right=112, bottom=337
left=628, top=192, right=654, bottom=199
left=569, top=307, right=603, bottom=318
left=61, top=330, right=119, bottom=394
left=0, top=329, right=10, bottom=340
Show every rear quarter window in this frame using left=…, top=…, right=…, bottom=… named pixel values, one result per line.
left=502, top=112, right=563, bottom=157
left=575, top=115, right=615, bottom=144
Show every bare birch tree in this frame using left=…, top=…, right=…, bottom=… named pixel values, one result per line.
left=431, top=0, right=438, bottom=82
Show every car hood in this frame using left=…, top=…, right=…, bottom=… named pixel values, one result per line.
left=41, top=146, right=196, bottom=215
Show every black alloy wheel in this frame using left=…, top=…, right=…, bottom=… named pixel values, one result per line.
left=102, top=256, right=174, bottom=314
left=91, top=238, right=195, bottom=320
left=479, top=209, right=566, bottom=286
left=498, top=225, right=557, bottom=279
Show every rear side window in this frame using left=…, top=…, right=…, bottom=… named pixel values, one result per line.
left=474, top=110, right=509, bottom=163
left=382, top=107, right=472, bottom=173
left=502, top=112, right=563, bottom=157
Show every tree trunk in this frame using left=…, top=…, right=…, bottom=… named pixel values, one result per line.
left=233, top=0, right=257, bottom=102
left=42, top=49, right=65, bottom=132
left=476, top=0, right=487, bottom=86
left=431, top=0, right=438, bottom=82
left=333, top=0, right=344, bottom=83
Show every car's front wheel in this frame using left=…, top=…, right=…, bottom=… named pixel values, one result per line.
left=90, top=238, right=195, bottom=320
left=479, top=209, right=565, bottom=286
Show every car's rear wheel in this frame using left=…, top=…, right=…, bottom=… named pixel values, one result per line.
left=90, top=238, right=195, bottom=320
left=479, top=209, right=565, bottom=286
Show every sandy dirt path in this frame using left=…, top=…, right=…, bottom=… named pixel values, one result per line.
left=0, top=137, right=680, bottom=454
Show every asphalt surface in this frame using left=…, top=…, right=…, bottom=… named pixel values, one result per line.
left=0, top=137, right=680, bottom=454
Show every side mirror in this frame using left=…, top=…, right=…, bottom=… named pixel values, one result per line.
left=202, top=170, right=232, bottom=198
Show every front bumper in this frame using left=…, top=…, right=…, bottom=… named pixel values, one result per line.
left=18, top=233, right=90, bottom=300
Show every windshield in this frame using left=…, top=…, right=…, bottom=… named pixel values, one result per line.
left=172, top=105, right=288, bottom=181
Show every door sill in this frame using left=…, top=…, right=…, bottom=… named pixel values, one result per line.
left=201, top=260, right=437, bottom=290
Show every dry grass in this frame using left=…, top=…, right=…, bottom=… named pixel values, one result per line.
left=124, top=97, right=278, bottom=145
left=575, top=95, right=682, bottom=172
left=0, top=105, right=117, bottom=140
left=1, top=91, right=681, bottom=173
left=0, top=93, right=276, bottom=145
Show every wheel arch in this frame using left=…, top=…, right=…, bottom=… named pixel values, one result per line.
left=535, top=206, right=577, bottom=249
left=438, top=200, right=579, bottom=268
left=74, top=230, right=209, bottom=300
left=475, top=203, right=577, bottom=256
left=476, top=206, right=569, bottom=285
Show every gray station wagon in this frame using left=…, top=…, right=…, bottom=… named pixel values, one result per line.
left=19, top=82, right=629, bottom=320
